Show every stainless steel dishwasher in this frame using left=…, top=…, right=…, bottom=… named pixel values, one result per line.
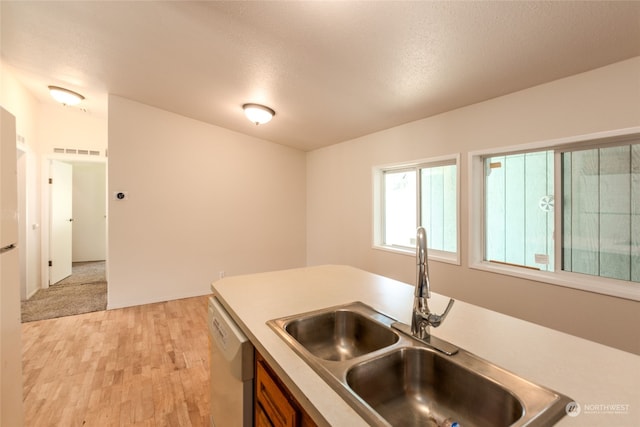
left=208, top=296, right=254, bottom=427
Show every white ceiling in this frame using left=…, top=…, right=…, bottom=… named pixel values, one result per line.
left=2, top=1, right=639, bottom=151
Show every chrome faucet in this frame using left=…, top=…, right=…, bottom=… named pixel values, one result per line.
left=392, top=227, right=458, bottom=354
left=411, top=227, right=456, bottom=343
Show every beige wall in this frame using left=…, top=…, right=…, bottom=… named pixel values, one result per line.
left=307, top=57, right=640, bottom=354
left=108, top=96, right=307, bottom=308
left=37, top=103, right=107, bottom=154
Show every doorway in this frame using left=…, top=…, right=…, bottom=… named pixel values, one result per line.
left=49, top=159, right=107, bottom=285
left=21, top=157, right=108, bottom=322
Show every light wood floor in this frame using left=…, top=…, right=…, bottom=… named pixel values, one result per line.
left=21, top=295, right=211, bottom=426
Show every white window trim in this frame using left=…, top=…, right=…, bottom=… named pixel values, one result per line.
left=468, top=127, right=640, bottom=301
left=373, top=154, right=461, bottom=265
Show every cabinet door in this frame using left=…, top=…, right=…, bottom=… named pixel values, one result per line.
left=256, top=358, right=297, bottom=427
left=255, top=402, right=274, bottom=427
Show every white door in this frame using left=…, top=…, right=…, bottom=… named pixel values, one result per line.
left=50, top=160, right=73, bottom=284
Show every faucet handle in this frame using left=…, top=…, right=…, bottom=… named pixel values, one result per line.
left=428, top=298, right=455, bottom=327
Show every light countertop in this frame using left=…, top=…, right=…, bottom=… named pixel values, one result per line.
left=211, top=265, right=640, bottom=427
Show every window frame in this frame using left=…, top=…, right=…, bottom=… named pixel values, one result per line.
left=469, top=127, right=640, bottom=301
left=373, top=154, right=460, bottom=265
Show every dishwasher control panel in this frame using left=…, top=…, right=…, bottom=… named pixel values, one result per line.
left=208, top=296, right=254, bottom=381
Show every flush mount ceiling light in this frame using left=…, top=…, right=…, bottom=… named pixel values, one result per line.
left=242, top=103, right=275, bottom=125
left=48, top=85, right=85, bottom=106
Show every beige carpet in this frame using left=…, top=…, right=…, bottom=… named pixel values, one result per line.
left=21, top=261, right=107, bottom=323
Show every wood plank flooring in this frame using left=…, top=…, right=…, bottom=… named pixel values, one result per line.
left=21, top=295, right=211, bottom=426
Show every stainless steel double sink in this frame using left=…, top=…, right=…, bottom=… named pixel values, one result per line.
left=267, top=302, right=572, bottom=427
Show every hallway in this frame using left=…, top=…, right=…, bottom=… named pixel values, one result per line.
left=21, top=261, right=107, bottom=322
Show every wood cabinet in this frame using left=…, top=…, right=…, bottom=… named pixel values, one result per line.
left=255, top=352, right=317, bottom=427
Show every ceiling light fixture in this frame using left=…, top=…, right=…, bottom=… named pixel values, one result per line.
left=242, top=103, right=275, bottom=125
left=48, top=86, right=85, bottom=106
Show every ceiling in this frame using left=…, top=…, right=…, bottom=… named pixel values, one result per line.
left=1, top=1, right=639, bottom=152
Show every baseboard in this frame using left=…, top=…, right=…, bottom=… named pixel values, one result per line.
left=106, top=289, right=211, bottom=311
left=26, top=288, right=38, bottom=300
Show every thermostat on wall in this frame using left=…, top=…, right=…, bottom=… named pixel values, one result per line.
left=114, top=191, right=128, bottom=200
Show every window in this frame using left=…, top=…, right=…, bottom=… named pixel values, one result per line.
left=383, top=169, right=416, bottom=248
left=470, top=129, right=640, bottom=300
left=374, top=155, right=459, bottom=263
left=484, top=151, right=555, bottom=271
left=562, top=144, right=640, bottom=282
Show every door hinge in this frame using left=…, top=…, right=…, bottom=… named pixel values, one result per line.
left=48, top=260, right=52, bottom=267
left=48, top=178, right=53, bottom=184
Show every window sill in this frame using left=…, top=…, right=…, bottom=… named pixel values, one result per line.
left=373, top=244, right=460, bottom=265
left=470, top=261, right=640, bottom=302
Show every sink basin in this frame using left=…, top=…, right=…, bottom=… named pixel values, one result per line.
left=283, top=308, right=399, bottom=361
left=268, top=302, right=572, bottom=426
left=347, top=347, right=523, bottom=427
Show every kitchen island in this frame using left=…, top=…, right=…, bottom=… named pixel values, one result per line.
left=211, top=265, right=640, bottom=427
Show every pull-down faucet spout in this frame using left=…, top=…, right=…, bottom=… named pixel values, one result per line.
left=410, top=227, right=455, bottom=339
left=392, top=227, right=458, bottom=355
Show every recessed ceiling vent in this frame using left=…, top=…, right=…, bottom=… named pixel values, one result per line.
left=53, top=147, right=103, bottom=157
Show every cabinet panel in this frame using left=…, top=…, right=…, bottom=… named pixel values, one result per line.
left=256, top=402, right=274, bottom=427
left=255, top=352, right=318, bottom=427
left=256, top=356, right=297, bottom=427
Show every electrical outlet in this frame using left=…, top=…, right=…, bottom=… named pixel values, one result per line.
left=219, top=271, right=225, bottom=279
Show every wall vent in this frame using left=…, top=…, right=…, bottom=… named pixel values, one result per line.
left=53, top=147, right=104, bottom=157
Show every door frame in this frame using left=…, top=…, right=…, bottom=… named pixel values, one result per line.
left=41, top=153, right=107, bottom=288
left=16, top=145, right=27, bottom=299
